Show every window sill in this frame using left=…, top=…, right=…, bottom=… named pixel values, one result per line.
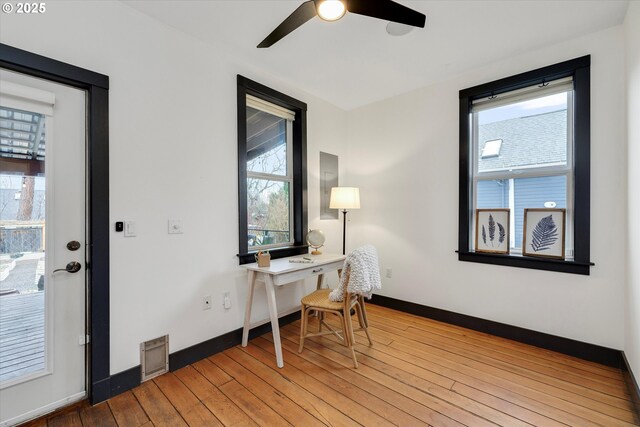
left=238, top=245, right=309, bottom=265
left=457, top=251, right=593, bottom=275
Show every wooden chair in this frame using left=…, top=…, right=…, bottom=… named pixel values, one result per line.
left=298, top=271, right=372, bottom=368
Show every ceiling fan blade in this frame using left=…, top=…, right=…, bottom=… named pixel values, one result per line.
left=346, top=0, right=426, bottom=28
left=258, top=0, right=318, bottom=48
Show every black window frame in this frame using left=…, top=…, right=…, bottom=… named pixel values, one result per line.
left=237, top=75, right=308, bottom=265
left=458, top=56, right=593, bottom=275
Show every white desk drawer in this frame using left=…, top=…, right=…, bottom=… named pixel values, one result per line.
left=271, top=260, right=343, bottom=286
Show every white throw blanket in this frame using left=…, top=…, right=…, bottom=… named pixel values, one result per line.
left=329, top=245, right=382, bottom=302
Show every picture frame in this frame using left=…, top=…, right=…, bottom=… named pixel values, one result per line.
left=475, top=209, right=510, bottom=254
left=522, top=208, right=566, bottom=259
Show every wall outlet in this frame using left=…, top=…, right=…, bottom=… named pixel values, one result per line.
left=223, top=292, right=231, bottom=309
left=386, top=268, right=393, bottom=278
left=168, top=219, right=183, bottom=234
left=202, top=295, right=212, bottom=310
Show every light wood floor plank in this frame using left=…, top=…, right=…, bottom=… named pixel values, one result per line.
left=47, top=412, right=82, bottom=427
left=180, top=402, right=224, bottom=427
left=209, top=352, right=326, bottom=427
left=226, top=346, right=361, bottom=427
left=154, top=372, right=220, bottom=427
left=283, top=323, right=508, bottom=427
left=267, top=332, right=469, bottom=426
left=133, top=379, right=188, bottom=427
left=366, top=308, right=628, bottom=391
left=154, top=372, right=199, bottom=410
left=18, top=305, right=638, bottom=427
left=357, top=312, right=633, bottom=409
left=191, top=358, right=232, bottom=387
left=252, top=336, right=422, bottom=426
left=107, top=390, right=150, bottom=427
left=173, top=365, right=256, bottom=427
left=287, top=321, right=535, bottom=427
left=78, top=402, right=117, bottom=427
left=368, top=324, right=637, bottom=424
left=399, top=322, right=630, bottom=401
left=244, top=340, right=396, bottom=427
left=218, top=379, right=290, bottom=427
left=389, top=338, right=634, bottom=426
left=367, top=305, right=624, bottom=378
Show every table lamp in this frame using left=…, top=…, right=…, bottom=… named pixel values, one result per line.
left=330, top=187, right=360, bottom=255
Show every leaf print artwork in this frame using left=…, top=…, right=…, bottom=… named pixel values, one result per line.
left=530, top=215, right=558, bottom=252
left=476, top=209, right=510, bottom=255
left=498, top=223, right=505, bottom=244
left=488, top=214, right=496, bottom=243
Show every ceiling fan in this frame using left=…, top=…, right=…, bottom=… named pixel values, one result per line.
left=257, top=0, right=426, bottom=48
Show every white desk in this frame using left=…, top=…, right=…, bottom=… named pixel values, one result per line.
left=241, top=253, right=345, bottom=368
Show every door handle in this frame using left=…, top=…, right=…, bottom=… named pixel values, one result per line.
left=53, top=261, right=82, bottom=273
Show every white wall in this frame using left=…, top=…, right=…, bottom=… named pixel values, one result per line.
left=0, top=1, right=348, bottom=374
left=346, top=27, right=627, bottom=349
left=625, top=2, right=640, bottom=380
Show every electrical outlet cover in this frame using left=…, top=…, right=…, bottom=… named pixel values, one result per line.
left=168, top=219, right=183, bottom=234
left=124, top=221, right=136, bottom=237
left=203, top=295, right=212, bottom=310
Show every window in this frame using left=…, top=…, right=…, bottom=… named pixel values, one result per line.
left=237, top=76, right=308, bottom=264
left=246, top=96, right=294, bottom=249
left=458, top=56, right=592, bottom=274
left=474, top=80, right=573, bottom=255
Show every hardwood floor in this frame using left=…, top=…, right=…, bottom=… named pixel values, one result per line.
left=21, top=305, right=639, bottom=426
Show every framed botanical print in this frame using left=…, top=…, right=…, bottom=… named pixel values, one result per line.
left=475, top=209, right=510, bottom=254
left=523, top=208, right=566, bottom=259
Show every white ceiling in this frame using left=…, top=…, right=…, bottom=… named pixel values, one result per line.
left=124, top=1, right=629, bottom=110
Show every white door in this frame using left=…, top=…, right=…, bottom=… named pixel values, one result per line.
left=0, top=69, right=87, bottom=426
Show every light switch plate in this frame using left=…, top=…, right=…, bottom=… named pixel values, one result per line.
left=124, top=221, right=136, bottom=237
left=168, top=219, right=183, bottom=234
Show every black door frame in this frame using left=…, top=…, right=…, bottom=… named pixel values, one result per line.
left=0, top=44, right=111, bottom=404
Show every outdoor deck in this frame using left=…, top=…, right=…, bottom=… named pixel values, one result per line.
left=0, top=292, right=45, bottom=383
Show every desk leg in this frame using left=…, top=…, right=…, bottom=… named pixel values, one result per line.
left=242, top=270, right=256, bottom=347
left=264, top=275, right=284, bottom=368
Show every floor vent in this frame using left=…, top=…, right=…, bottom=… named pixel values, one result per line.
left=140, top=335, right=169, bottom=382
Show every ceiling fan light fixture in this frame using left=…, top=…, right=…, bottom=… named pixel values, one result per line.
left=316, top=0, right=346, bottom=21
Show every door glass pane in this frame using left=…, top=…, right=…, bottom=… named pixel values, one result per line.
left=0, top=106, right=46, bottom=383
left=247, top=178, right=290, bottom=247
left=246, top=106, right=287, bottom=176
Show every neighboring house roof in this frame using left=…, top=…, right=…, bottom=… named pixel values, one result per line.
left=478, top=110, right=567, bottom=172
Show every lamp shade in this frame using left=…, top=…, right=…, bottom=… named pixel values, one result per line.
left=330, top=187, right=360, bottom=210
